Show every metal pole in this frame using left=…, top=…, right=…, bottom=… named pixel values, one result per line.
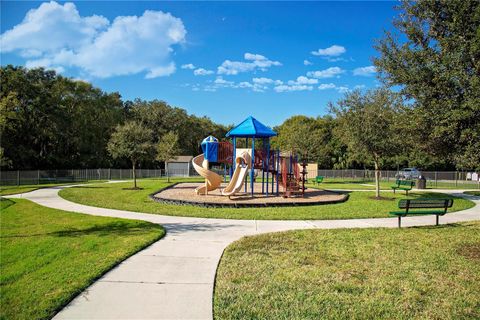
left=205, top=159, right=209, bottom=195
left=277, top=149, right=280, bottom=196
left=37, top=170, right=40, bottom=185
left=17, top=170, right=20, bottom=186
left=251, top=138, right=255, bottom=197
left=266, top=140, right=270, bottom=197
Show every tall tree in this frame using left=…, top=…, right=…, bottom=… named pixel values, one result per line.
left=272, top=115, right=339, bottom=167
left=107, top=121, right=154, bottom=189
left=374, top=0, right=480, bottom=170
left=156, top=132, right=180, bottom=183
left=330, top=89, right=405, bottom=198
left=0, top=65, right=125, bottom=169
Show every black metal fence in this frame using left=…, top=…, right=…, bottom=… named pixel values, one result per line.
left=0, top=166, right=236, bottom=186
left=315, top=169, right=479, bottom=187
left=1, top=168, right=479, bottom=188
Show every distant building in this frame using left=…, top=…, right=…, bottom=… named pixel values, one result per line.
left=166, top=156, right=193, bottom=177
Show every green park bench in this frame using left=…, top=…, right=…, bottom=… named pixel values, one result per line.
left=389, top=198, right=454, bottom=228
left=314, top=176, right=324, bottom=185
left=391, top=179, right=415, bottom=195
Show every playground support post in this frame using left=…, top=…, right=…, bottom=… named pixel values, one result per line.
left=204, top=159, right=209, bottom=195
left=266, top=139, right=270, bottom=197
left=232, top=137, right=236, bottom=172
left=276, top=149, right=280, bottom=195
left=250, top=138, right=255, bottom=197
left=245, top=138, right=248, bottom=193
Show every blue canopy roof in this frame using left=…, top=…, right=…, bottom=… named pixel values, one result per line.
left=226, top=116, right=277, bottom=138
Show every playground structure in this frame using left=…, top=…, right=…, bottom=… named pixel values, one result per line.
left=191, top=116, right=309, bottom=199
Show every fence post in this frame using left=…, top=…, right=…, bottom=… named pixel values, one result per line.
left=37, top=170, right=40, bottom=185
left=17, top=170, right=20, bottom=186
left=435, top=171, right=437, bottom=188
left=455, top=171, right=458, bottom=187
left=109, top=168, right=111, bottom=180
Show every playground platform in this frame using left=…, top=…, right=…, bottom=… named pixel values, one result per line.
left=151, top=182, right=348, bottom=208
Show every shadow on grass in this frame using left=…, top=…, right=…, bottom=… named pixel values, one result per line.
left=0, top=197, right=15, bottom=210
left=1, top=221, right=161, bottom=239
left=410, top=223, right=464, bottom=230
left=67, top=186, right=106, bottom=189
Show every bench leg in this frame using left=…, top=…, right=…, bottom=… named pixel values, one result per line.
left=398, top=216, right=401, bottom=228
left=436, top=215, right=439, bottom=226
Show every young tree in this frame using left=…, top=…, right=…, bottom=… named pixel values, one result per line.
left=330, top=89, right=404, bottom=198
left=107, top=121, right=154, bottom=189
left=156, top=132, right=180, bottom=183
left=374, top=0, right=480, bottom=170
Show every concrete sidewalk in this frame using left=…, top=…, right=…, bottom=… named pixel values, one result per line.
left=8, top=187, right=480, bottom=319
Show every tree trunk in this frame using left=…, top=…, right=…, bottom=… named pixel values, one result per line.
left=132, top=160, right=137, bottom=189
left=374, top=160, right=380, bottom=198
left=167, top=168, right=170, bottom=183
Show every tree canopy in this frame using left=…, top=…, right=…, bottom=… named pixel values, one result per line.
left=107, top=121, right=154, bottom=188
left=330, top=88, right=405, bottom=196
left=156, top=131, right=180, bottom=182
left=374, top=0, right=480, bottom=170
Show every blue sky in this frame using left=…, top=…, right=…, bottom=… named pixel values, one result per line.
left=1, top=1, right=397, bottom=126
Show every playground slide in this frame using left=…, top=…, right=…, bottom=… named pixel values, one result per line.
left=192, top=154, right=222, bottom=195
left=222, top=151, right=252, bottom=197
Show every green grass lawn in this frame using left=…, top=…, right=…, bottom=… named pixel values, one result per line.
left=0, top=198, right=164, bottom=320
left=464, top=191, right=480, bottom=196
left=0, top=181, right=106, bottom=196
left=214, top=222, right=480, bottom=319
left=311, top=178, right=480, bottom=190
left=59, top=179, right=474, bottom=220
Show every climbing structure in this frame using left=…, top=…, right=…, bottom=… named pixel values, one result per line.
left=280, top=153, right=306, bottom=197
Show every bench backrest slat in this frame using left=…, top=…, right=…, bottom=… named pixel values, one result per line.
left=395, top=180, right=415, bottom=187
left=398, top=198, right=453, bottom=209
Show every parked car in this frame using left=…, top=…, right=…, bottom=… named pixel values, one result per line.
left=395, top=168, right=422, bottom=180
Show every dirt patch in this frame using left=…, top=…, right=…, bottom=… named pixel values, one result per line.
left=456, top=243, right=480, bottom=261
left=122, top=187, right=144, bottom=190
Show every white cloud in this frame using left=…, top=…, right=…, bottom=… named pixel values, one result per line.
left=214, top=77, right=231, bottom=85
left=311, top=45, right=346, bottom=57
left=1, top=2, right=108, bottom=54
left=193, top=68, right=214, bottom=76
left=318, top=83, right=336, bottom=90
left=0, top=1, right=186, bottom=78
left=307, top=67, right=345, bottom=79
left=274, top=84, right=313, bottom=93
left=336, top=86, right=350, bottom=93
left=181, top=63, right=195, bottom=69
left=353, top=65, right=377, bottom=76
left=288, top=76, right=318, bottom=85
left=354, top=84, right=366, bottom=89
left=303, top=59, right=313, bottom=66
left=252, top=77, right=273, bottom=84
left=217, top=53, right=281, bottom=75
left=238, top=81, right=253, bottom=88
left=145, top=63, right=176, bottom=78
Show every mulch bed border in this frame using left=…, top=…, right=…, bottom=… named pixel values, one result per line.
left=149, top=183, right=349, bottom=208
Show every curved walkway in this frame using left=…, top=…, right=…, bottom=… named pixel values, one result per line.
left=8, top=186, right=480, bottom=320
